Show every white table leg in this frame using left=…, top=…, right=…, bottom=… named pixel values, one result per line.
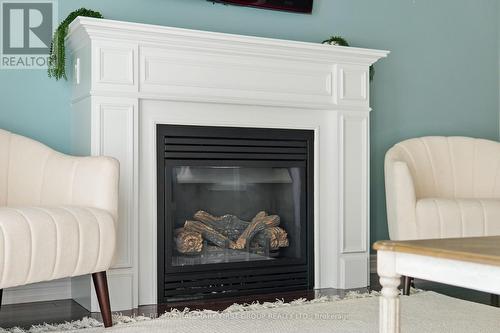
left=378, top=251, right=401, bottom=333
left=379, top=275, right=401, bottom=333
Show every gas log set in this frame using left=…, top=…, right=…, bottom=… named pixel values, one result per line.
left=175, top=210, right=290, bottom=256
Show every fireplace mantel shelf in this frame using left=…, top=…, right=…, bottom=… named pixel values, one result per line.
left=67, top=17, right=388, bottom=111
left=67, top=17, right=388, bottom=65
left=67, top=17, right=389, bottom=312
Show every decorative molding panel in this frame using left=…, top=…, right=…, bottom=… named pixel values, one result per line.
left=95, top=99, right=137, bottom=269
left=99, top=48, right=134, bottom=84
left=340, top=113, right=369, bottom=254
left=338, top=65, right=369, bottom=107
left=92, top=41, right=138, bottom=93
left=140, top=46, right=334, bottom=107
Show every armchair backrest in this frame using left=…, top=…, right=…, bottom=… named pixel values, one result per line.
left=0, top=129, right=119, bottom=220
left=386, top=136, right=500, bottom=200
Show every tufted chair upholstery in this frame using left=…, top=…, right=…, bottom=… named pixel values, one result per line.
left=385, top=136, right=500, bottom=241
left=0, top=129, right=118, bottom=326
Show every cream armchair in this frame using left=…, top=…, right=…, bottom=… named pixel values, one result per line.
left=385, top=136, right=500, bottom=296
left=0, top=129, right=119, bottom=327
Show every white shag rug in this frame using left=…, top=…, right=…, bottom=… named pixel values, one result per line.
left=3, top=291, right=500, bottom=333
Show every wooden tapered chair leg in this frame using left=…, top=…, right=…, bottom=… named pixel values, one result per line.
left=402, top=276, right=413, bottom=296
left=92, top=272, right=113, bottom=328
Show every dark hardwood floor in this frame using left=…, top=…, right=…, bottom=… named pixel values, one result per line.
left=0, top=274, right=496, bottom=329
left=0, top=299, right=90, bottom=329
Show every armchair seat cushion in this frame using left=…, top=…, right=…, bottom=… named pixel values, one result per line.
left=416, top=198, right=500, bottom=239
left=0, top=206, right=115, bottom=289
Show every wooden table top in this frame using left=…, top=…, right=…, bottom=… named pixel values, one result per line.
left=373, top=236, right=500, bottom=267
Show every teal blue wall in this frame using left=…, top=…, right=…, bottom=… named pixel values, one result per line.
left=1, top=0, right=498, bottom=243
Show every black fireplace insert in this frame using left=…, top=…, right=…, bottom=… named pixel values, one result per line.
left=157, top=125, right=314, bottom=304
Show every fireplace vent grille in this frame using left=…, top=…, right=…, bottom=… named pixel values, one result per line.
left=163, top=126, right=310, bottom=161
left=164, top=266, right=309, bottom=300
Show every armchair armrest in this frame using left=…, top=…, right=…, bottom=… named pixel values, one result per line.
left=384, top=156, right=418, bottom=240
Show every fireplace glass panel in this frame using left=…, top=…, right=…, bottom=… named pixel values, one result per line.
left=169, top=166, right=305, bottom=266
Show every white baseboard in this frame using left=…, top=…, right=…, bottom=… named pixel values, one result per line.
left=90, top=269, right=135, bottom=312
left=3, top=270, right=135, bottom=312
left=2, top=278, right=71, bottom=305
left=72, top=275, right=91, bottom=310
left=72, top=269, right=136, bottom=312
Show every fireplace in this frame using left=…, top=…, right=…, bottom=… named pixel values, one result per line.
left=68, top=18, right=387, bottom=310
left=157, top=124, right=314, bottom=303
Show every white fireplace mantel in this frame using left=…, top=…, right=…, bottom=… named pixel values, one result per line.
left=66, top=17, right=389, bottom=311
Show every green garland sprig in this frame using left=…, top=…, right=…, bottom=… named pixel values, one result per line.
left=48, top=8, right=103, bottom=81
left=322, top=36, right=349, bottom=47
left=322, top=36, right=375, bottom=81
